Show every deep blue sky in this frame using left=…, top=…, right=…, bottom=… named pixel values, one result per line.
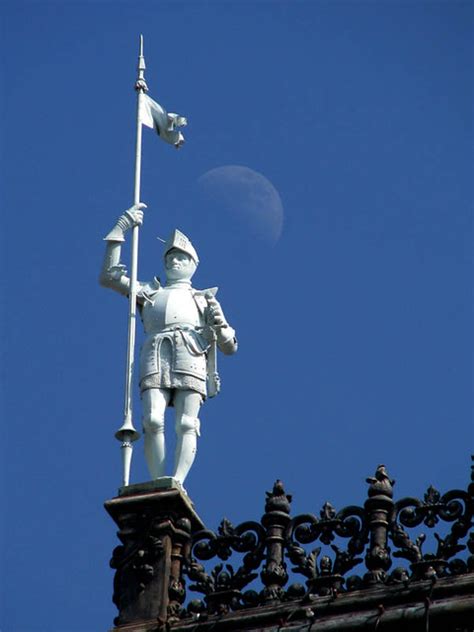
left=1, top=2, right=473, bottom=630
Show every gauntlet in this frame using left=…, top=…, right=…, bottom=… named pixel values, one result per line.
left=104, top=205, right=145, bottom=242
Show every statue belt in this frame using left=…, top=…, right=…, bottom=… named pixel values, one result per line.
left=146, top=325, right=209, bottom=357
left=147, top=324, right=203, bottom=336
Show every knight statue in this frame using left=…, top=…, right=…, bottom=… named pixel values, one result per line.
left=100, top=204, right=238, bottom=486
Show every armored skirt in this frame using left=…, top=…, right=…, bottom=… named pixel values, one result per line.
left=139, top=329, right=208, bottom=400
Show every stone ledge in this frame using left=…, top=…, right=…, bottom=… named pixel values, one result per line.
left=106, top=482, right=204, bottom=533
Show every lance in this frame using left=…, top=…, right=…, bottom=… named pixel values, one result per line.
left=114, top=35, right=147, bottom=487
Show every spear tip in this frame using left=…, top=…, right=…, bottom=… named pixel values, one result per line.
left=137, top=34, right=146, bottom=75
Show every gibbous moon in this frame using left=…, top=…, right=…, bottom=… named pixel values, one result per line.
left=198, top=165, right=284, bottom=245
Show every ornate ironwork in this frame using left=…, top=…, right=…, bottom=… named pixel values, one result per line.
left=107, top=458, right=474, bottom=630
left=185, top=516, right=266, bottom=614
left=179, top=458, right=474, bottom=619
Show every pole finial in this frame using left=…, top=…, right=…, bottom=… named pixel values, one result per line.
left=136, top=34, right=147, bottom=91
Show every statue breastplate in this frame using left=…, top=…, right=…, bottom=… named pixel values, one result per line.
left=141, top=287, right=201, bottom=334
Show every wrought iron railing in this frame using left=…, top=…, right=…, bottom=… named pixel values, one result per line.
left=181, top=460, right=474, bottom=618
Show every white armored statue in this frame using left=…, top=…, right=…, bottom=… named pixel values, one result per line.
left=100, top=205, right=238, bottom=486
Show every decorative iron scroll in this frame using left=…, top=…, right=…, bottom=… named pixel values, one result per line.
left=180, top=458, right=474, bottom=619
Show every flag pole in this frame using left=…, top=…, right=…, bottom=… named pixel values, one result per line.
left=115, top=34, right=147, bottom=487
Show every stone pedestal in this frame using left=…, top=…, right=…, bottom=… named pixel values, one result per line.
left=105, top=479, right=204, bottom=630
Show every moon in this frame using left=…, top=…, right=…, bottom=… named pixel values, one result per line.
left=197, top=165, right=284, bottom=245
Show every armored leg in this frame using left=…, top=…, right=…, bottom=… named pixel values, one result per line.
left=142, top=388, right=171, bottom=479
left=173, top=390, right=202, bottom=485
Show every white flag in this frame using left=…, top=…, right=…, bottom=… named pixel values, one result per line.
left=139, top=93, right=187, bottom=148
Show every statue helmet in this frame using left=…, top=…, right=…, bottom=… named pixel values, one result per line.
left=163, top=229, right=199, bottom=265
